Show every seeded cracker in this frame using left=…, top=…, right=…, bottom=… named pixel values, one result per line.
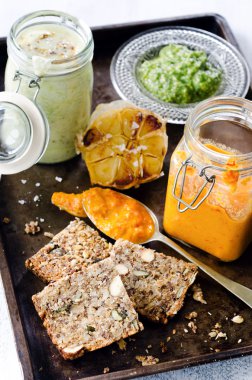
left=32, top=258, right=143, bottom=360
left=111, top=239, right=197, bottom=324
left=25, top=219, right=112, bottom=282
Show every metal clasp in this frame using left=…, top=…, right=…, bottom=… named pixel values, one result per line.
left=13, top=70, right=41, bottom=102
left=172, top=156, right=216, bottom=213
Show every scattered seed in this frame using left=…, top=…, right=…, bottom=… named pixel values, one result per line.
left=215, top=332, right=227, bottom=340
left=209, top=331, right=217, bottom=338
left=44, top=232, right=54, bottom=239
left=231, top=315, right=244, bottom=324
left=117, top=338, right=127, bottom=351
left=192, top=284, right=207, bottom=304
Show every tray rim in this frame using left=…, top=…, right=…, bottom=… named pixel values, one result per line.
left=0, top=12, right=251, bottom=380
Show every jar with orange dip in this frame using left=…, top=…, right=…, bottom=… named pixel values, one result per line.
left=164, top=97, right=252, bottom=261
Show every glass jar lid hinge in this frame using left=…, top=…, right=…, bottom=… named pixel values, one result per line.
left=13, top=70, right=41, bottom=102
left=172, top=156, right=216, bottom=213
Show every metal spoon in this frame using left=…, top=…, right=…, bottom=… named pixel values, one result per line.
left=84, top=196, right=252, bottom=309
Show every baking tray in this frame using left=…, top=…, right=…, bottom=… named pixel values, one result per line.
left=0, top=13, right=252, bottom=380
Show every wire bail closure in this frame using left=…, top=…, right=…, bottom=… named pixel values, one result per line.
left=172, top=156, right=216, bottom=213
left=13, top=70, right=41, bottom=102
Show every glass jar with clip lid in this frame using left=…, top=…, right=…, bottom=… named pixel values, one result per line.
left=4, top=10, right=94, bottom=164
left=163, top=96, right=252, bottom=261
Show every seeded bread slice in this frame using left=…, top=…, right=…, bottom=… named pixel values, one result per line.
left=25, top=219, right=112, bottom=283
left=32, top=257, right=143, bottom=360
left=111, top=239, right=198, bottom=324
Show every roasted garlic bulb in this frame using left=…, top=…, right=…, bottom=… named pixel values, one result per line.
left=76, top=100, right=168, bottom=189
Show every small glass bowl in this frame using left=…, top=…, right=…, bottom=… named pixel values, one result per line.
left=110, top=26, right=251, bottom=124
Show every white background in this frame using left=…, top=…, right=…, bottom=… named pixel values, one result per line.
left=1, top=1, right=252, bottom=380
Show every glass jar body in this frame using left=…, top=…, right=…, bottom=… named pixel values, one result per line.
left=4, top=10, right=94, bottom=164
left=5, top=59, right=93, bottom=163
left=163, top=97, right=252, bottom=261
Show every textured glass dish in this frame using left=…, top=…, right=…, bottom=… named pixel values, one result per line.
left=110, top=27, right=251, bottom=124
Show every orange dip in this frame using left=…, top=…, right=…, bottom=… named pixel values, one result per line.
left=164, top=148, right=252, bottom=261
left=51, top=192, right=87, bottom=218
left=82, top=187, right=155, bottom=243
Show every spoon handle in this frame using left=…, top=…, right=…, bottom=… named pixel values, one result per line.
left=155, top=231, right=252, bottom=309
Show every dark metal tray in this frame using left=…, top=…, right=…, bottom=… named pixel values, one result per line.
left=0, top=13, right=252, bottom=380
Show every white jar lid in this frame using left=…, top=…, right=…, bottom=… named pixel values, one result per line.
left=0, top=92, right=49, bottom=175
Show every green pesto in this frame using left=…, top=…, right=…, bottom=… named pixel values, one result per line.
left=137, top=44, right=222, bottom=104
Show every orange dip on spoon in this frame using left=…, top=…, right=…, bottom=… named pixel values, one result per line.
left=82, top=187, right=155, bottom=243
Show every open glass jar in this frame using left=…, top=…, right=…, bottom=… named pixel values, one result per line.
left=164, top=96, right=252, bottom=261
left=4, top=10, right=94, bottom=164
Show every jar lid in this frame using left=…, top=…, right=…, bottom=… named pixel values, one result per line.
left=0, top=92, right=49, bottom=175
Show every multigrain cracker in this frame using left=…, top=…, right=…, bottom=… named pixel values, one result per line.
left=25, top=219, right=112, bottom=282
left=111, top=239, right=197, bottom=324
left=32, top=258, right=143, bottom=360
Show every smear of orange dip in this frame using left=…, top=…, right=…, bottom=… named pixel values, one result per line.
left=82, top=187, right=155, bottom=243
left=205, top=143, right=239, bottom=188
left=164, top=146, right=252, bottom=262
left=204, top=143, right=229, bottom=154
left=51, top=192, right=87, bottom=218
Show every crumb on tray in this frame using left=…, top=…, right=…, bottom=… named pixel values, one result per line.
left=135, top=355, right=159, bottom=366
left=24, top=221, right=41, bottom=235
left=192, top=284, right=207, bottom=304
left=117, top=338, right=127, bottom=351
left=2, top=217, right=11, bottom=224
left=18, top=200, right=26, bottom=205
left=188, top=321, right=197, bottom=334
left=160, top=341, right=168, bottom=353
left=185, top=311, right=198, bottom=320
